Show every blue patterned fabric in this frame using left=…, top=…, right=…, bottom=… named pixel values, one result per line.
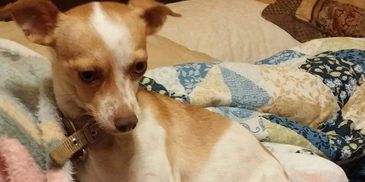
left=213, top=107, right=266, bottom=133
left=215, top=107, right=257, bottom=120
left=141, top=48, right=365, bottom=180
left=256, top=50, right=305, bottom=65
left=300, top=53, right=364, bottom=107
left=140, top=77, right=190, bottom=103
left=262, top=115, right=335, bottom=158
left=175, top=63, right=215, bottom=94
left=328, top=49, right=365, bottom=71
left=219, top=67, right=270, bottom=110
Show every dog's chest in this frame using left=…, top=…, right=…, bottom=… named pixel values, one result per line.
left=78, top=110, right=175, bottom=182
left=129, top=110, right=175, bottom=181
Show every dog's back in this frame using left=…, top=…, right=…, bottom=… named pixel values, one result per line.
left=130, top=89, right=290, bottom=181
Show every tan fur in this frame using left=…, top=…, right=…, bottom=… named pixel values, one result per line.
left=74, top=89, right=231, bottom=181
left=2, top=1, right=289, bottom=181
left=51, top=2, right=150, bottom=129
left=137, top=89, right=231, bottom=180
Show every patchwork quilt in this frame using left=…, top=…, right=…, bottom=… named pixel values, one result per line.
left=0, top=37, right=364, bottom=181
left=142, top=38, right=365, bottom=180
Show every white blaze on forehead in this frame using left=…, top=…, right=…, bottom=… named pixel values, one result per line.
left=90, top=2, right=134, bottom=68
left=90, top=2, right=139, bottom=122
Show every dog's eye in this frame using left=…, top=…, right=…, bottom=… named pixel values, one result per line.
left=133, top=61, right=147, bottom=75
left=79, top=71, right=99, bottom=84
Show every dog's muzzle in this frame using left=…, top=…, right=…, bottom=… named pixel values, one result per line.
left=114, top=114, right=138, bottom=132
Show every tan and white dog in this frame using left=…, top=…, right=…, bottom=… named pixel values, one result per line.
left=1, top=0, right=289, bottom=181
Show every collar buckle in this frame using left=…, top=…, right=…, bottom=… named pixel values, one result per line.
left=83, top=122, right=99, bottom=144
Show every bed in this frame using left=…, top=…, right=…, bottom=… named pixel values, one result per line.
left=0, top=0, right=364, bottom=181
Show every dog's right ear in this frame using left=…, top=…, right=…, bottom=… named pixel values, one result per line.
left=129, top=0, right=180, bottom=35
left=0, top=0, right=60, bottom=45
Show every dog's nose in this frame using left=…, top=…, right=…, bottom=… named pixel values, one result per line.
left=114, top=114, right=138, bottom=133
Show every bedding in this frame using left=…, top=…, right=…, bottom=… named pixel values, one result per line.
left=158, top=0, right=300, bottom=63
left=0, top=39, right=72, bottom=181
left=0, top=21, right=215, bottom=69
left=0, top=21, right=55, bottom=61
left=0, top=38, right=352, bottom=181
left=142, top=37, right=365, bottom=180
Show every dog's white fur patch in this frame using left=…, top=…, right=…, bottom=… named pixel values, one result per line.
left=129, top=109, right=174, bottom=181
left=195, top=122, right=289, bottom=182
left=95, top=81, right=139, bottom=131
left=90, top=2, right=139, bottom=124
left=62, top=161, right=74, bottom=182
left=90, top=2, right=133, bottom=67
left=95, top=96, right=119, bottom=129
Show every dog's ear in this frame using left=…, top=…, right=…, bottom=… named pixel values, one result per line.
left=0, top=0, right=60, bottom=45
left=129, top=0, right=180, bottom=35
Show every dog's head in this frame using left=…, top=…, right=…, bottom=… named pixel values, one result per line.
left=1, top=0, right=179, bottom=134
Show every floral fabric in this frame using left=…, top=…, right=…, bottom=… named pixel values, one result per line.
left=141, top=37, right=365, bottom=180
left=300, top=52, right=364, bottom=107
left=315, top=0, right=365, bottom=37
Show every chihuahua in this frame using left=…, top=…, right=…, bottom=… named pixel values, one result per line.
left=1, top=0, right=289, bottom=181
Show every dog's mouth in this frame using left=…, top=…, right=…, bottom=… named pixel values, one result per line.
left=95, top=120, right=138, bottom=135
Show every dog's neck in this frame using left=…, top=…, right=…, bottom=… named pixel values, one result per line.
left=53, top=80, right=88, bottom=130
left=76, top=133, right=136, bottom=181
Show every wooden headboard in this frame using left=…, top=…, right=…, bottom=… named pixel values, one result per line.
left=0, top=0, right=185, bottom=12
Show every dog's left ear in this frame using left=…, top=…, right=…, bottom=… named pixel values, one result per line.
left=129, top=0, right=180, bottom=35
left=0, top=0, right=60, bottom=45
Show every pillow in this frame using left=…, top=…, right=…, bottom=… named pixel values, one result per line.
left=146, top=35, right=215, bottom=69
left=0, top=21, right=55, bottom=61
left=0, top=21, right=215, bottom=69
left=295, top=0, right=365, bottom=37
left=262, top=0, right=329, bottom=42
left=158, top=0, right=300, bottom=63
